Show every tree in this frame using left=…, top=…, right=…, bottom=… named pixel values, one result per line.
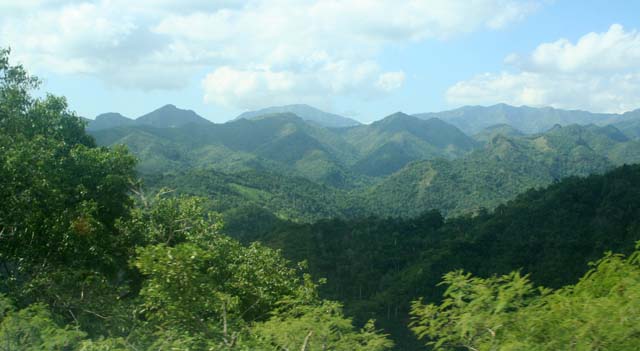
left=410, top=244, right=640, bottom=350
left=0, top=48, right=137, bottom=275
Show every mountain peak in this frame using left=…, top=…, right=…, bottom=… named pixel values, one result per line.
left=136, top=104, right=211, bottom=128
left=235, top=104, right=361, bottom=128
left=87, top=112, right=134, bottom=131
left=157, top=104, right=178, bottom=111
left=95, top=112, right=130, bottom=120
left=385, top=111, right=411, bottom=120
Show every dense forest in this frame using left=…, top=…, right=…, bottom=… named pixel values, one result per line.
left=3, top=48, right=640, bottom=351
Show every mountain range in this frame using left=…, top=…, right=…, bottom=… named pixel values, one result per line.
left=87, top=104, right=211, bottom=131
left=234, top=104, right=361, bottom=128
left=413, top=103, right=640, bottom=135
left=87, top=102, right=640, bottom=221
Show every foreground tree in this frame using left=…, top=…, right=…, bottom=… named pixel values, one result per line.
left=410, top=244, right=640, bottom=350
left=131, top=195, right=393, bottom=350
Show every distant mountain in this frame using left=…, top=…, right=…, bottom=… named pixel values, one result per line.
left=340, top=112, right=478, bottom=176
left=87, top=104, right=212, bottom=131
left=235, top=104, right=361, bottom=128
left=614, top=110, right=640, bottom=139
left=89, top=110, right=481, bottom=186
left=135, top=104, right=211, bottom=128
left=414, top=104, right=638, bottom=135
left=87, top=112, right=134, bottom=131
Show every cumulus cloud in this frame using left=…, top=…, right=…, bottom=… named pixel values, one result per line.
left=447, top=24, right=640, bottom=113
left=0, top=0, right=539, bottom=108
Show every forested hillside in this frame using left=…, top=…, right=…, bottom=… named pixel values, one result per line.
left=250, top=165, right=640, bottom=349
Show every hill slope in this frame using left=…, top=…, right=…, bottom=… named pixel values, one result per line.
left=341, top=113, right=478, bottom=176
left=254, top=164, right=640, bottom=350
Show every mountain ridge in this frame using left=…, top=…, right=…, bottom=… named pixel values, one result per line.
left=87, top=104, right=212, bottom=131
left=235, top=104, right=361, bottom=128
left=414, top=103, right=640, bottom=135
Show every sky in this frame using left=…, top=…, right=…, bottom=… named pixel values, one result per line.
left=1, top=0, right=639, bottom=123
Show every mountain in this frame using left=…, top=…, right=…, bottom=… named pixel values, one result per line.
left=90, top=107, right=640, bottom=219
left=87, top=104, right=212, bottom=131
left=340, top=112, right=478, bottom=176
left=363, top=123, right=638, bottom=217
left=91, top=113, right=366, bottom=188
left=135, top=104, right=212, bottom=128
left=414, top=103, right=633, bottom=135
left=89, top=109, right=482, bottom=187
left=235, top=104, right=361, bottom=128
left=614, top=110, right=640, bottom=139
left=87, top=112, right=134, bottom=131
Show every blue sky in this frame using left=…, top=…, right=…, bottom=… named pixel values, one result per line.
left=1, top=0, right=639, bottom=123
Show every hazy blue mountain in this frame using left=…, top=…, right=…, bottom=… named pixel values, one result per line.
left=135, top=104, right=212, bottom=128
left=414, top=103, right=632, bottom=134
left=87, top=112, right=134, bottom=131
left=340, top=112, right=478, bottom=176
left=235, top=104, right=361, bottom=128
left=614, top=110, right=640, bottom=139
left=87, top=104, right=212, bottom=131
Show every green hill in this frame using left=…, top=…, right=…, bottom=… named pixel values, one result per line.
left=342, top=113, right=478, bottom=176
left=473, top=123, right=524, bottom=142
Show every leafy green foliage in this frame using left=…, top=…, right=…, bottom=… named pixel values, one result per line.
left=411, top=247, right=640, bottom=350
left=130, top=195, right=392, bottom=350
left=0, top=49, right=137, bottom=273
left=256, top=299, right=393, bottom=351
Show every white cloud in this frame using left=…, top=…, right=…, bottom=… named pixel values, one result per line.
left=447, top=24, right=640, bottom=113
left=376, top=72, right=406, bottom=92
left=0, top=0, right=539, bottom=108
